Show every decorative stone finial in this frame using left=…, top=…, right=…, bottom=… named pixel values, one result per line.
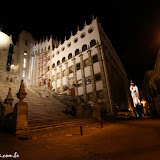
left=84, top=21, right=87, bottom=26
left=64, top=36, right=66, bottom=41
left=5, top=88, right=14, bottom=107
left=92, top=15, right=95, bottom=20
left=77, top=26, right=79, bottom=31
left=70, top=31, right=73, bottom=36
left=16, top=80, right=27, bottom=101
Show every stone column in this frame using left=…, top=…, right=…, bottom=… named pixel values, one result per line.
left=87, top=49, right=97, bottom=99
left=79, top=54, right=87, bottom=101
left=13, top=80, right=28, bottom=135
left=92, top=95, right=101, bottom=120
left=54, top=68, right=57, bottom=92
left=72, top=58, right=78, bottom=95
left=96, top=44, right=113, bottom=115
left=65, top=62, right=69, bottom=95
left=34, top=54, right=37, bottom=86
left=59, top=65, right=63, bottom=93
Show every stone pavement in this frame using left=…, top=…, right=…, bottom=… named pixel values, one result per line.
left=0, top=119, right=160, bottom=160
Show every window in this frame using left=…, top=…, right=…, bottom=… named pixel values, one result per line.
left=88, top=27, right=94, bottom=33
left=75, top=49, right=80, bottom=56
left=97, top=90, right=104, bottom=99
left=41, top=48, right=43, bottom=52
left=62, top=70, right=66, bottom=77
left=90, top=39, right=96, bottom=47
left=57, top=60, right=60, bottom=66
left=69, top=66, right=73, bottom=74
left=67, top=42, right=71, bottom=48
left=57, top=73, right=60, bottom=79
left=22, top=71, right=25, bottom=78
left=23, top=58, right=26, bottom=68
left=52, top=63, right=55, bottom=68
left=74, top=37, right=78, bottom=43
left=68, top=53, right=72, bottom=60
left=48, top=45, right=50, bottom=50
left=87, top=92, right=93, bottom=100
left=47, top=66, right=50, bottom=71
left=25, top=40, right=28, bottom=45
left=77, top=79, right=82, bottom=87
left=76, top=63, right=81, bottom=71
left=92, top=54, right=98, bottom=63
left=94, top=73, right=101, bottom=82
left=82, top=44, right=87, bottom=52
left=56, top=50, right=60, bottom=55
left=61, top=47, right=65, bottom=51
left=80, top=32, right=86, bottom=39
left=62, top=57, right=66, bottom=63
left=84, top=59, right=89, bottom=67
left=85, top=77, right=91, bottom=85
left=63, top=85, right=68, bottom=91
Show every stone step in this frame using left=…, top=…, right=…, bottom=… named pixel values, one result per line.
left=19, top=118, right=97, bottom=139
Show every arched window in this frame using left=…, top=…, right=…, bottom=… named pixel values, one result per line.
left=62, top=57, right=66, bottom=63
left=75, top=49, right=80, bottom=56
left=57, top=60, right=60, bottom=66
left=90, top=39, right=96, bottom=47
left=48, top=45, right=50, bottom=50
left=82, top=44, right=87, bottom=52
left=52, top=63, right=55, bottom=68
left=68, top=53, right=72, bottom=60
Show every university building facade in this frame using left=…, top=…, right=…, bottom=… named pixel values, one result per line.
left=0, top=17, right=131, bottom=116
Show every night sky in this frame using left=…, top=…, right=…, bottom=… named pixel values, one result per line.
left=1, top=1, right=160, bottom=87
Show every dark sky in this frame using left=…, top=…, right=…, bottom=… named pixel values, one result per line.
left=1, top=1, right=160, bottom=87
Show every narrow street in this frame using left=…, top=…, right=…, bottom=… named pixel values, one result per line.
left=0, top=119, right=160, bottom=160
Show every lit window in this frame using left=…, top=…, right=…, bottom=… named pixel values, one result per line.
left=22, top=71, right=25, bottom=77
left=23, top=58, right=26, bottom=68
left=85, top=77, right=91, bottom=85
left=24, top=52, right=27, bottom=55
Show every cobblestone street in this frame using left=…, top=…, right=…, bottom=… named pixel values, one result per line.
left=0, top=119, right=160, bottom=160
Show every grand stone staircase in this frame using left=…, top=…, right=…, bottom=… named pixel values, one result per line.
left=0, top=80, right=75, bottom=124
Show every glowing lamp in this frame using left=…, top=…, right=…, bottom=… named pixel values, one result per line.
left=0, top=31, right=11, bottom=47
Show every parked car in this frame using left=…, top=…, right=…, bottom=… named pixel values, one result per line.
left=117, top=109, right=132, bottom=119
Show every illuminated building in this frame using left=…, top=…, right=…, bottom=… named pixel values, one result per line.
left=0, top=17, right=131, bottom=116
left=130, top=80, right=141, bottom=107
